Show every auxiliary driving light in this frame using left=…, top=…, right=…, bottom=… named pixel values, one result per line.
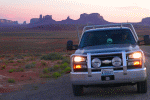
left=112, top=57, right=122, bottom=67
left=92, top=58, right=101, bottom=68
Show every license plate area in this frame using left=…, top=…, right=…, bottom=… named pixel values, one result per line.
left=101, top=69, right=114, bottom=76
left=101, top=69, right=114, bottom=81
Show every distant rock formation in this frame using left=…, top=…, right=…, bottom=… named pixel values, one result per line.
left=23, top=21, right=26, bottom=24
left=30, top=14, right=56, bottom=25
left=30, top=18, right=39, bottom=24
left=77, top=13, right=107, bottom=24
left=140, top=17, right=150, bottom=25
left=0, top=19, right=18, bottom=25
left=29, top=13, right=109, bottom=25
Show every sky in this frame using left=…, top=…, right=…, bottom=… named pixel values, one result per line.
left=0, top=0, right=150, bottom=24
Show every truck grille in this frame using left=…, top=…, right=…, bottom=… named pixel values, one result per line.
left=91, top=54, right=122, bottom=68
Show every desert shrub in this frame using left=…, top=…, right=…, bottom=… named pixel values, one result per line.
left=8, top=57, right=15, bottom=60
left=8, top=78, right=15, bottom=83
left=60, top=62, right=69, bottom=70
left=32, top=62, right=36, bottom=65
left=13, top=63, right=18, bottom=66
left=16, top=55, right=24, bottom=59
left=9, top=60, right=14, bottom=63
left=53, top=65, right=59, bottom=70
left=0, top=54, right=5, bottom=58
left=15, top=68, right=20, bottom=72
left=52, top=72, right=61, bottom=78
left=1, top=65, right=6, bottom=70
left=23, top=53, right=32, bottom=57
left=47, top=67, right=55, bottom=72
left=8, top=69, right=15, bottom=73
left=25, top=64, right=31, bottom=69
left=38, top=66, right=41, bottom=68
left=4, top=61, right=8, bottom=65
left=30, top=57, right=35, bottom=61
left=20, top=68, right=24, bottom=72
left=43, top=68, right=49, bottom=73
left=3, top=65, right=6, bottom=69
left=61, top=57, right=70, bottom=64
left=25, top=63, right=36, bottom=69
left=15, top=68, right=25, bottom=72
left=0, top=60, right=2, bottom=63
left=63, top=67, right=71, bottom=73
left=57, top=61, right=62, bottom=64
left=60, top=67, right=71, bottom=74
left=41, top=61, right=47, bottom=66
left=17, top=60, right=22, bottom=63
left=48, top=65, right=60, bottom=72
left=33, top=53, right=42, bottom=56
left=39, top=74, right=51, bottom=78
left=59, top=70, right=65, bottom=74
left=26, top=59, right=30, bottom=62
left=41, top=53, right=63, bottom=60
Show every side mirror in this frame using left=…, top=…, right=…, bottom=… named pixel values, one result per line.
left=137, top=40, right=141, bottom=45
left=67, top=40, right=78, bottom=50
left=144, top=35, right=150, bottom=45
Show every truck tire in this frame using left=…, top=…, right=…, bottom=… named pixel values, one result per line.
left=137, top=80, right=147, bottom=93
left=72, top=85, right=83, bottom=96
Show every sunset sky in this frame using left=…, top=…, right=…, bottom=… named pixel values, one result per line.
left=0, top=0, right=150, bottom=24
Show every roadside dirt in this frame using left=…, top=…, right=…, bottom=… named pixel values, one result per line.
left=0, top=56, right=66, bottom=93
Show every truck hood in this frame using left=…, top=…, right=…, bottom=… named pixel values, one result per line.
left=75, top=44, right=140, bottom=54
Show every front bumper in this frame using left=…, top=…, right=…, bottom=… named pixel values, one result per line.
left=70, top=68, right=147, bottom=85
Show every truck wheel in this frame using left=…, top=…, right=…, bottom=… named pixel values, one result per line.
left=137, top=80, right=147, bottom=93
left=72, top=85, right=83, bottom=96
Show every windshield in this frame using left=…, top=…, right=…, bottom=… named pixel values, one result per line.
left=79, top=29, right=136, bottom=48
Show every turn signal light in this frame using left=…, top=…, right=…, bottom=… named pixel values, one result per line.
left=134, top=61, right=141, bottom=65
left=74, top=65, right=82, bottom=69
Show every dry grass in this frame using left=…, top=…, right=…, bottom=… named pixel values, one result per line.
left=0, top=24, right=149, bottom=55
left=0, top=30, right=79, bottom=55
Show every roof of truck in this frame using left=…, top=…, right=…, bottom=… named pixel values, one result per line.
left=84, top=27, right=131, bottom=33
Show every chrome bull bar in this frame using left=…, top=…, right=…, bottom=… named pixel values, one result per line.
left=87, top=53, right=92, bottom=77
left=122, top=51, right=127, bottom=75
left=87, top=51, right=127, bottom=77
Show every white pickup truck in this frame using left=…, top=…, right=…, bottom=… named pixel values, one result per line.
left=67, top=23, right=150, bottom=96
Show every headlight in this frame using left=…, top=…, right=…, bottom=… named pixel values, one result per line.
left=73, top=56, right=87, bottom=72
left=74, top=56, right=86, bottom=62
left=129, top=52, right=142, bottom=59
left=128, top=51, right=143, bottom=68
